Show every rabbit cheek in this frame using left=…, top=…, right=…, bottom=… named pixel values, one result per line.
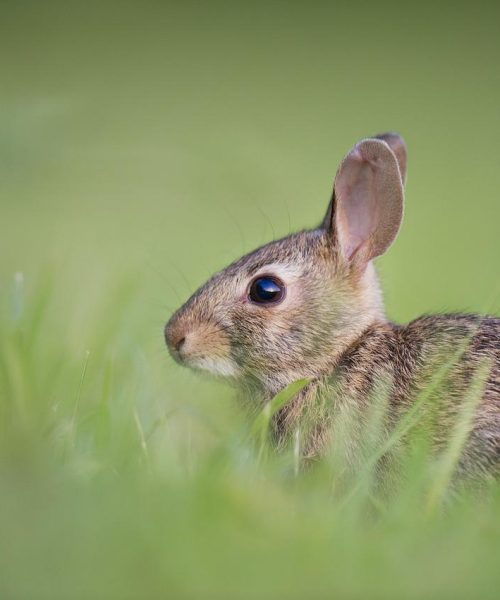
left=232, top=312, right=295, bottom=374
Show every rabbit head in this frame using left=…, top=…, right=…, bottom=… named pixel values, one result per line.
left=165, top=134, right=406, bottom=394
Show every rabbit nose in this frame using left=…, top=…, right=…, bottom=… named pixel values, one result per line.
left=164, top=322, right=187, bottom=355
left=174, top=336, right=186, bottom=352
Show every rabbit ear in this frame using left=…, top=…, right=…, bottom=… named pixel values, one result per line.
left=374, top=132, right=407, bottom=185
left=323, top=138, right=404, bottom=265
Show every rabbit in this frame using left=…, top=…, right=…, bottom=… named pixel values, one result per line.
left=165, top=133, right=500, bottom=478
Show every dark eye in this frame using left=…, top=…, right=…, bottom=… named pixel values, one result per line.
left=249, top=276, right=285, bottom=304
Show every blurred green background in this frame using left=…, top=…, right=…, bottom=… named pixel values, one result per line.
left=2, top=1, right=500, bottom=317
left=1, top=1, right=500, bottom=599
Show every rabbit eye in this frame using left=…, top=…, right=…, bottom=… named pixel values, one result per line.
left=249, top=276, right=285, bottom=304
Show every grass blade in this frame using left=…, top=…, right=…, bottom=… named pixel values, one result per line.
left=425, top=359, right=492, bottom=513
left=250, top=378, right=310, bottom=461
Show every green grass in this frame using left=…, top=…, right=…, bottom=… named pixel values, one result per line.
left=1, top=276, right=499, bottom=600
left=1, top=1, right=500, bottom=598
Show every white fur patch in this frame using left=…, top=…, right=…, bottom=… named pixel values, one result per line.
left=188, top=355, right=240, bottom=378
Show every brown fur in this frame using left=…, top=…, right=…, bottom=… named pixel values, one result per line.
left=275, top=315, right=500, bottom=478
left=165, top=134, right=500, bottom=477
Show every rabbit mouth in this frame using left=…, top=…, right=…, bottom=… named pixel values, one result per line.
left=167, top=340, right=239, bottom=378
left=164, top=319, right=240, bottom=377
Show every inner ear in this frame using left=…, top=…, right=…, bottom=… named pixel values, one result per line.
left=323, top=138, right=404, bottom=264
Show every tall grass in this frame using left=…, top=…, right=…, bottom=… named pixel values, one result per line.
left=0, top=274, right=499, bottom=600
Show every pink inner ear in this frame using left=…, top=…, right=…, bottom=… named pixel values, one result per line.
left=335, top=152, right=380, bottom=260
left=333, top=139, right=404, bottom=264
